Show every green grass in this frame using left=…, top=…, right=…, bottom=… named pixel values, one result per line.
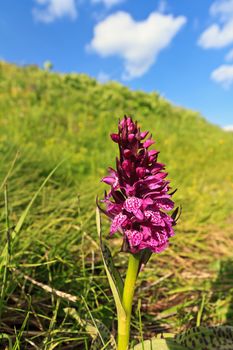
left=0, top=61, right=233, bottom=349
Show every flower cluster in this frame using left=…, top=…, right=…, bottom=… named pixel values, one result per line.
left=101, top=116, right=176, bottom=254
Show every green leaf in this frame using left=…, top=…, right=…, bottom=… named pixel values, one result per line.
left=132, top=326, right=233, bottom=350
left=96, top=207, right=126, bottom=322
left=131, top=337, right=189, bottom=350
left=175, top=325, right=233, bottom=350
left=96, top=207, right=123, bottom=297
left=102, top=243, right=124, bottom=297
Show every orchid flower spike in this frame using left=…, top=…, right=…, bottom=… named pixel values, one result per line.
left=101, top=116, right=177, bottom=254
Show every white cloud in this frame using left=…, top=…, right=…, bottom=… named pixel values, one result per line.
left=210, top=0, right=233, bottom=22
left=91, top=0, right=125, bottom=8
left=88, top=11, right=186, bottom=79
left=223, top=124, right=233, bottom=131
left=198, top=0, right=233, bottom=49
left=97, top=71, right=110, bottom=83
left=211, top=64, right=233, bottom=88
left=198, top=22, right=233, bottom=48
left=225, top=48, right=233, bottom=61
left=33, top=0, right=77, bottom=23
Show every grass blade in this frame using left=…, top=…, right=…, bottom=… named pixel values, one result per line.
left=0, top=160, right=64, bottom=275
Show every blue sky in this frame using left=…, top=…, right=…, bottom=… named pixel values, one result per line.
left=0, top=0, right=233, bottom=128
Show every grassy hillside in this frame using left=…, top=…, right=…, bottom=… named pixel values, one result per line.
left=0, top=61, right=233, bottom=349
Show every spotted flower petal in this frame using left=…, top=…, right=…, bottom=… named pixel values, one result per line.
left=110, top=213, right=128, bottom=234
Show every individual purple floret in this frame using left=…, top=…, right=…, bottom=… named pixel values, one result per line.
left=101, top=116, right=176, bottom=254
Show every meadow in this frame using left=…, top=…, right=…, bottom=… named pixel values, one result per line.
left=0, top=61, right=233, bottom=349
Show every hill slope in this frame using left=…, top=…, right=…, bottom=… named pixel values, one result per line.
left=0, top=61, right=232, bottom=224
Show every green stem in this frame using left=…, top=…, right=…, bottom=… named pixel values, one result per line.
left=118, top=253, right=140, bottom=350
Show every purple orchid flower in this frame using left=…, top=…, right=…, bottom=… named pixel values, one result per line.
left=101, top=116, right=177, bottom=254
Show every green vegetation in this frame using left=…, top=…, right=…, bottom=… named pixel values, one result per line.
left=0, top=61, right=233, bottom=349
